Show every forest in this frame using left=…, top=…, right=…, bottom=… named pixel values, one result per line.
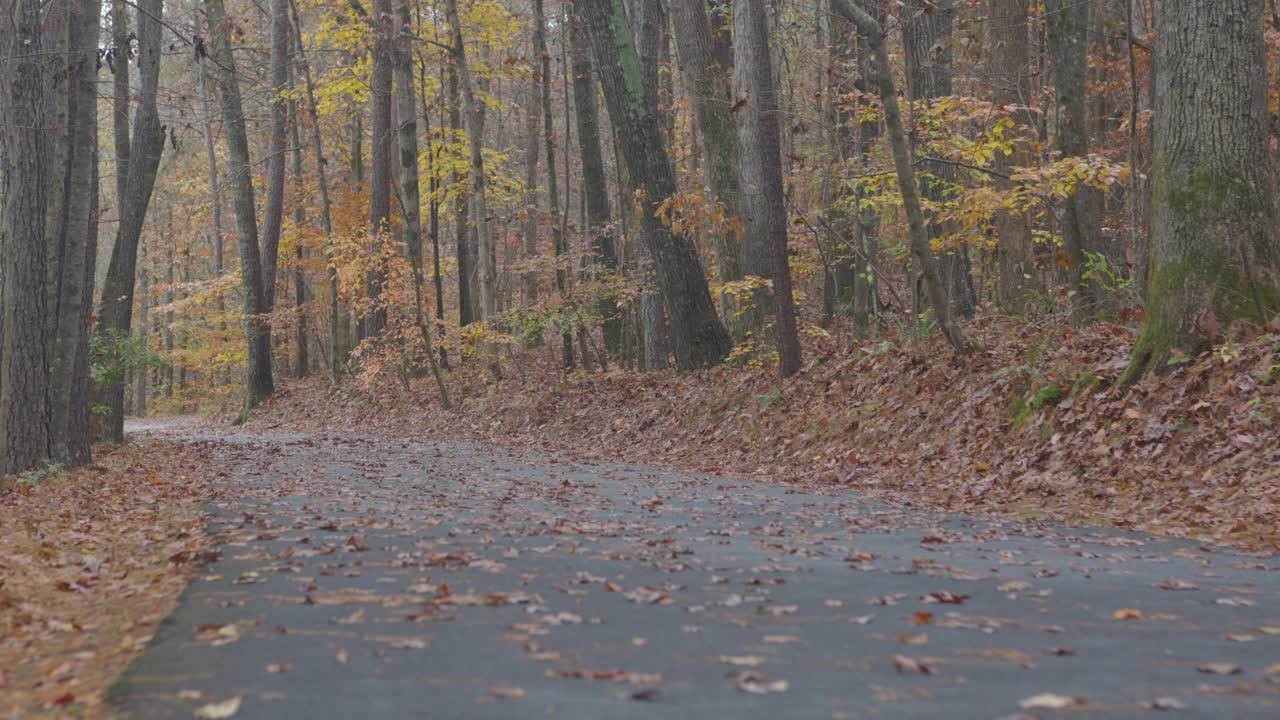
left=0, top=0, right=1276, bottom=465
left=2, top=0, right=1279, bottom=716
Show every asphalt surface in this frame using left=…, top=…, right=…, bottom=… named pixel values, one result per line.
left=109, top=423, right=1280, bottom=719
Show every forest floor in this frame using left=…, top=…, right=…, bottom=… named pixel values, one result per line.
left=108, top=421, right=1280, bottom=718
left=0, top=437, right=216, bottom=716
left=243, top=316, right=1280, bottom=552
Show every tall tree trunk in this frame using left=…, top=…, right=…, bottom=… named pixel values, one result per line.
left=669, top=0, right=743, bottom=327
left=289, top=0, right=342, bottom=378
left=289, top=69, right=310, bottom=378
left=827, top=1, right=880, bottom=333
left=365, top=0, right=394, bottom=338
left=136, top=263, right=149, bottom=415
left=1046, top=0, right=1103, bottom=319
left=534, top=0, right=573, bottom=369
left=733, top=0, right=776, bottom=333
left=0, top=0, right=50, bottom=473
left=446, top=0, right=497, bottom=321
left=570, top=6, right=622, bottom=358
left=262, top=0, right=292, bottom=312
left=578, top=0, right=732, bottom=370
left=521, top=25, right=541, bottom=310
left=96, top=0, right=166, bottom=442
left=70, top=138, right=100, bottom=460
left=111, top=0, right=130, bottom=207
left=988, top=0, right=1039, bottom=314
left=395, top=0, right=451, bottom=407
left=47, top=0, right=101, bottom=464
left=1122, top=0, right=1279, bottom=382
left=832, top=0, right=975, bottom=354
left=735, top=0, right=801, bottom=376
left=198, top=39, right=225, bottom=297
left=903, top=0, right=976, bottom=319
left=447, top=66, right=477, bottom=327
left=631, top=0, right=670, bottom=370
left=208, top=0, right=275, bottom=411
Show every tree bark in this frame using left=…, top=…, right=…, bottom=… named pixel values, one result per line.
left=365, top=0, right=394, bottom=338
left=289, top=0, right=342, bottom=378
left=395, top=0, right=451, bottom=407
left=631, top=0, right=670, bottom=370
left=0, top=0, right=50, bottom=473
left=578, top=0, right=732, bottom=370
left=988, top=0, right=1040, bottom=314
left=47, top=0, right=101, bottom=464
left=446, top=0, right=497, bottom=322
left=735, top=0, right=801, bottom=376
left=262, top=0, right=293, bottom=311
left=1122, top=0, right=1279, bottom=382
left=1046, top=0, right=1103, bottom=319
left=447, top=65, right=477, bottom=327
left=570, top=6, right=623, bottom=358
left=96, top=0, right=166, bottom=441
left=669, top=0, right=743, bottom=323
left=207, top=0, right=275, bottom=411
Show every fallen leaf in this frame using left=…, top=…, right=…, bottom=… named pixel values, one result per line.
left=912, top=611, right=934, bottom=626
left=1113, top=608, right=1143, bottom=620
left=719, top=655, right=765, bottom=667
left=264, top=663, right=291, bottom=673
left=335, top=648, right=350, bottom=664
left=1196, top=663, right=1243, bottom=675
left=1141, top=697, right=1187, bottom=711
left=1019, top=693, right=1083, bottom=710
left=892, top=654, right=931, bottom=675
left=488, top=685, right=525, bottom=699
left=763, top=635, right=800, bottom=644
left=193, top=696, right=242, bottom=719
left=729, top=670, right=789, bottom=694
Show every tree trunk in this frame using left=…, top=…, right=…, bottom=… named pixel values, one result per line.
left=289, top=0, right=342, bottom=378
left=208, top=0, right=275, bottom=411
left=570, top=6, right=623, bottom=358
left=632, top=0, right=670, bottom=369
left=46, top=0, right=101, bottom=464
left=733, top=0, right=775, bottom=333
left=903, top=0, right=977, bottom=319
left=832, top=0, right=975, bottom=354
left=828, top=1, right=881, bottom=333
left=289, top=69, right=310, bottom=378
left=261, top=0, right=292, bottom=313
left=395, top=0, right=451, bottom=407
left=447, top=66, right=477, bottom=327
left=669, top=0, right=743, bottom=325
left=1046, top=0, right=1103, bottom=318
left=0, top=0, right=50, bottom=473
left=988, top=0, right=1039, bottom=314
left=96, top=0, right=165, bottom=441
left=365, top=0, right=393, bottom=338
left=735, top=0, right=802, bottom=376
left=532, top=0, right=573, bottom=369
left=521, top=29, right=540, bottom=310
left=446, top=0, right=497, bottom=322
left=578, top=0, right=732, bottom=370
left=1122, top=0, right=1279, bottom=382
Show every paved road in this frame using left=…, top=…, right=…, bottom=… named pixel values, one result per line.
left=110, top=424, right=1280, bottom=718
